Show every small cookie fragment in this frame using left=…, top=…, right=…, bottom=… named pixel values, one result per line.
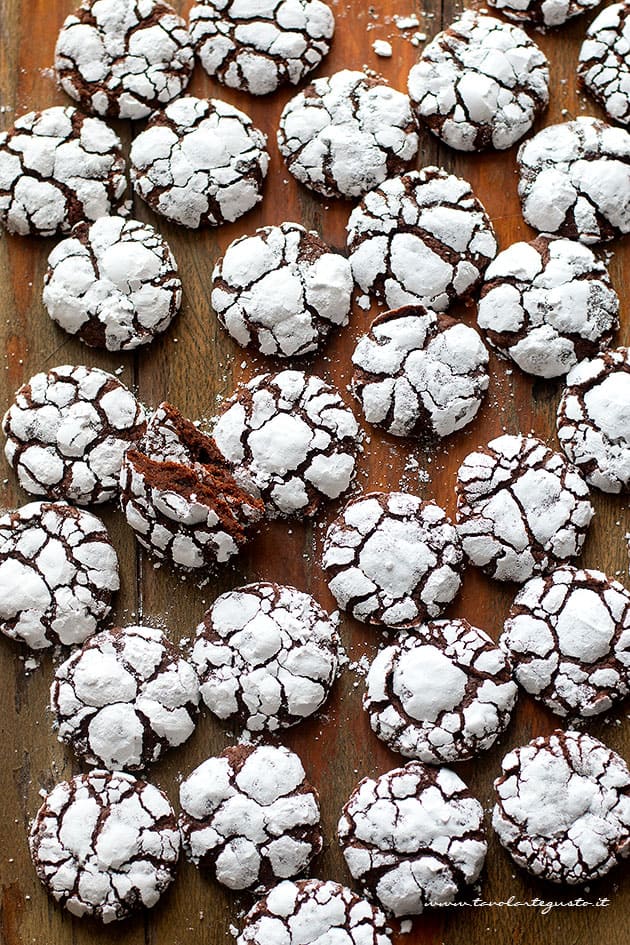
left=351, top=305, right=489, bottom=438
left=29, top=770, right=180, bottom=923
left=408, top=12, right=549, bottom=152
left=347, top=168, right=497, bottom=311
left=578, top=3, right=630, bottom=127
left=456, top=434, right=594, bottom=583
left=43, top=217, right=182, bottom=352
left=3, top=365, right=146, bottom=506
left=488, top=0, right=601, bottom=30
left=277, top=69, right=419, bottom=200
left=130, top=96, right=268, bottom=228
left=322, top=491, right=464, bottom=628
left=0, top=501, right=119, bottom=650
left=338, top=763, right=487, bottom=916
left=477, top=235, right=619, bottom=378
left=179, top=744, right=322, bottom=891
left=212, top=222, right=353, bottom=359
left=190, top=0, right=335, bottom=96
left=493, top=730, right=630, bottom=883
left=192, top=582, right=339, bottom=732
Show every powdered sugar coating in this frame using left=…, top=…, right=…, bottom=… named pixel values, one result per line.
left=408, top=12, right=549, bottom=152
left=488, top=0, right=601, bottom=29
left=29, top=770, right=180, bottom=923
left=477, top=235, right=619, bottom=378
left=493, top=730, right=630, bottom=883
left=338, top=763, right=487, bottom=916
left=0, top=501, right=119, bottom=650
left=277, top=70, right=419, bottom=200
left=347, top=168, right=497, bottom=311
left=578, top=3, right=630, bottom=127
left=212, top=222, right=353, bottom=358
left=456, top=434, right=594, bottom=583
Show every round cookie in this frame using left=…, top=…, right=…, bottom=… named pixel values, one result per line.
left=0, top=501, right=119, bottom=650
left=338, top=762, right=487, bottom=916
left=477, top=235, right=619, bottom=378
left=517, top=116, right=630, bottom=244
left=322, top=491, right=464, bottom=629
left=55, top=0, right=194, bottom=120
left=578, top=3, right=630, bottom=127
left=493, top=730, right=630, bottom=884
left=192, top=582, right=340, bottom=732
left=211, top=222, right=353, bottom=359
left=0, top=106, right=126, bottom=237
left=364, top=619, right=518, bottom=763
left=276, top=69, right=419, bottom=200
left=51, top=624, right=200, bottom=770
left=407, top=11, right=549, bottom=152
left=130, top=96, right=269, bottom=229
left=43, top=217, right=182, bottom=352
left=487, top=0, right=601, bottom=30
left=189, top=0, right=335, bottom=96
left=456, top=433, right=594, bottom=583
left=351, top=305, right=489, bottom=439
left=556, top=347, right=630, bottom=494
left=179, top=744, right=322, bottom=891
left=3, top=365, right=146, bottom=506
left=501, top=566, right=630, bottom=718
left=212, top=370, right=359, bottom=519
left=29, top=770, right=180, bottom=923
left=346, top=168, right=497, bottom=311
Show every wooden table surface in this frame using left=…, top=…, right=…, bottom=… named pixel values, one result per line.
left=1, top=0, right=630, bottom=943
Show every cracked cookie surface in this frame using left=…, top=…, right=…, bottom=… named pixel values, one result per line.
left=488, top=0, right=601, bottom=29
left=578, top=3, right=630, bottom=127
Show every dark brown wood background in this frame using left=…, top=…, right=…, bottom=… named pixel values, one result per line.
left=1, top=0, right=629, bottom=942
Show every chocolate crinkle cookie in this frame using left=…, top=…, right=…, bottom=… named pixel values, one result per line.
left=556, top=347, right=630, bottom=494
left=493, top=730, right=630, bottom=884
left=487, top=0, right=601, bottom=30
left=407, top=11, right=549, bottom=152
left=276, top=69, right=419, bottom=200
left=477, top=235, right=619, bottom=378
left=179, top=744, right=322, bottom=891
left=322, top=491, right=464, bottom=628
left=0, top=106, right=127, bottom=237
left=578, top=3, right=630, bottom=127
left=0, top=501, right=118, bottom=650
left=51, top=624, right=200, bottom=770
left=55, top=0, right=194, bottom=120
left=192, top=582, right=339, bottom=732
left=501, top=566, right=630, bottom=718
left=43, top=217, right=182, bottom=352
left=351, top=305, right=489, bottom=439
left=29, top=769, right=180, bottom=923
left=119, top=401, right=263, bottom=573
left=189, top=0, right=335, bottom=96
left=346, top=168, right=497, bottom=312
left=517, top=116, right=630, bottom=244
left=338, top=762, right=487, bottom=916
left=3, top=365, right=146, bottom=505
left=211, top=222, right=353, bottom=359
left=130, top=96, right=268, bottom=228
left=456, top=433, right=594, bottom=583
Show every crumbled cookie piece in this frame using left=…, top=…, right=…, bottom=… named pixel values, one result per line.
left=488, top=0, right=601, bottom=30
left=578, top=3, right=630, bottom=127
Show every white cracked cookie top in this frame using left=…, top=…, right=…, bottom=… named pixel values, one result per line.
left=557, top=347, right=630, bottom=494
left=192, top=582, right=339, bottom=731
left=351, top=305, right=489, bottom=438
left=456, top=433, right=594, bottom=583
left=578, top=3, right=630, bottom=127
left=323, top=491, right=464, bottom=628
left=493, top=730, right=630, bottom=884
left=277, top=69, right=419, bottom=200
left=190, top=0, right=335, bottom=96
left=51, top=624, right=200, bottom=770
left=408, top=11, right=549, bottom=152
left=347, top=168, right=497, bottom=311
left=338, top=762, right=487, bottom=916
left=179, top=744, right=322, bottom=890
left=43, top=216, right=182, bottom=352
left=477, top=235, right=619, bottom=378
left=488, top=0, right=601, bottom=29
left=29, top=770, right=180, bottom=923
left=0, top=501, right=119, bottom=650
left=130, top=96, right=269, bottom=228
left=212, top=222, right=353, bottom=358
